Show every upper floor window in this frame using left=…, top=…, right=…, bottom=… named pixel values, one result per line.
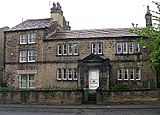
left=91, top=43, right=103, bottom=54
left=20, top=50, right=36, bottom=63
left=20, top=33, right=36, bottom=44
left=28, top=33, right=36, bottom=44
left=28, top=50, right=36, bottom=62
left=20, top=34, right=27, bottom=44
left=117, top=68, right=141, bottom=81
left=116, top=42, right=140, bottom=54
left=20, top=51, right=27, bottom=62
left=57, top=43, right=79, bottom=56
left=19, top=74, right=35, bottom=89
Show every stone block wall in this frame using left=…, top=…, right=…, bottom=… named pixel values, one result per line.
left=0, top=89, right=83, bottom=105
left=97, top=89, right=160, bottom=104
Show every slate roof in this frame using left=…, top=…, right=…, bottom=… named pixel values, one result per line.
left=6, top=17, right=139, bottom=38
left=48, top=28, right=139, bottom=39
left=7, top=18, right=53, bottom=31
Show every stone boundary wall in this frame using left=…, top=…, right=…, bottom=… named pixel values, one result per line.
left=0, top=89, right=160, bottom=105
left=97, top=89, right=160, bottom=104
left=0, top=89, right=83, bottom=105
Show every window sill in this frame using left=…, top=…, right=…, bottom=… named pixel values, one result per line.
left=115, top=52, right=142, bottom=56
left=56, top=54, right=80, bottom=57
left=91, top=53, right=104, bottom=56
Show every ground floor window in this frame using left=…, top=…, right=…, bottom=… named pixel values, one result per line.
left=19, top=74, right=35, bottom=88
left=57, top=68, right=78, bottom=81
left=117, top=68, right=141, bottom=81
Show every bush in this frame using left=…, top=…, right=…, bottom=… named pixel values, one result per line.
left=112, top=83, right=130, bottom=91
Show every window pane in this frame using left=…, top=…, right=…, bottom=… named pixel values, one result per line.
left=128, top=42, right=134, bottom=54
left=117, top=43, right=122, bottom=54
left=129, top=69, right=134, bottom=80
left=20, top=75, right=27, bottom=88
left=73, top=69, right=77, bottom=80
left=117, top=69, right=123, bottom=80
left=28, top=33, right=36, bottom=43
left=68, top=44, right=72, bottom=55
left=20, top=34, right=27, bottom=44
left=63, top=44, right=67, bottom=55
left=63, top=69, right=67, bottom=80
left=124, top=69, right=128, bottom=80
left=20, top=51, right=27, bottom=62
left=57, top=69, right=62, bottom=80
left=28, top=50, right=36, bottom=62
left=73, top=44, right=78, bottom=55
left=92, top=43, right=96, bottom=54
left=98, top=43, right=103, bottom=54
left=28, top=74, right=35, bottom=88
left=68, top=69, right=72, bottom=80
left=58, top=44, right=62, bottom=55
left=134, top=43, right=140, bottom=53
left=135, top=68, right=140, bottom=80
left=123, top=43, right=128, bottom=54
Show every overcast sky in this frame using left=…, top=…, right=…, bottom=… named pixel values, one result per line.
left=0, top=0, right=157, bottom=30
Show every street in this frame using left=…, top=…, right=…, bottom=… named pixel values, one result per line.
left=0, top=104, right=160, bottom=115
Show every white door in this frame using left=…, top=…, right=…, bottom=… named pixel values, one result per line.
left=89, top=70, right=99, bottom=90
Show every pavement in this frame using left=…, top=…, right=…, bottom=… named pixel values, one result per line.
left=0, top=103, right=160, bottom=109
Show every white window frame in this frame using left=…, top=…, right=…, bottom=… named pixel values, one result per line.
left=128, top=42, right=134, bottom=54
left=73, top=43, right=79, bottom=55
left=73, top=69, right=78, bottom=80
left=98, top=43, right=103, bottom=54
left=28, top=74, right=35, bottom=88
left=117, top=43, right=122, bottom=54
left=20, top=51, right=27, bottom=62
left=19, top=74, right=35, bottom=89
left=63, top=69, right=67, bottom=80
left=129, top=68, right=134, bottom=80
left=57, top=44, right=62, bottom=55
left=68, top=44, right=73, bottom=55
left=91, top=43, right=103, bottom=54
left=20, top=34, right=27, bottom=44
left=117, top=69, right=123, bottom=80
left=91, top=43, right=97, bottom=54
left=124, top=69, right=128, bottom=80
left=57, top=68, right=62, bottom=80
left=28, top=33, right=36, bottom=44
left=135, top=68, right=141, bottom=80
left=63, top=44, right=67, bottom=55
left=19, top=74, right=27, bottom=88
left=28, top=50, right=36, bottom=62
left=134, top=43, right=140, bottom=53
left=123, top=42, right=128, bottom=54
left=68, top=69, right=72, bottom=80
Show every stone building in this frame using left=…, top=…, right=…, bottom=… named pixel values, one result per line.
left=0, top=26, right=9, bottom=84
left=3, top=2, right=157, bottom=91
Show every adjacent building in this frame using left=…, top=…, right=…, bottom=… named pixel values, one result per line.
left=0, top=26, right=9, bottom=84
left=3, top=2, right=157, bottom=90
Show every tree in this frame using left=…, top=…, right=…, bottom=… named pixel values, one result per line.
left=132, top=1, right=160, bottom=71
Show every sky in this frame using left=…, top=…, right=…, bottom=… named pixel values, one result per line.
left=0, top=0, right=157, bottom=30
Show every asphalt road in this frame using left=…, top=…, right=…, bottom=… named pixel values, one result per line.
left=0, top=104, right=160, bottom=115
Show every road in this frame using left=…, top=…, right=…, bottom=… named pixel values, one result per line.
left=0, top=104, right=160, bottom=115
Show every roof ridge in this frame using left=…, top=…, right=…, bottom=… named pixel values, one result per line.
left=26, top=18, right=51, bottom=21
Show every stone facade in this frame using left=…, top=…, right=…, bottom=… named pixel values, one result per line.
left=3, top=3, right=157, bottom=91
left=0, top=27, right=9, bottom=84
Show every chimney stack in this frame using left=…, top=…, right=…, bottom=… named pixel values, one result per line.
left=145, top=6, right=152, bottom=27
left=50, top=2, right=71, bottom=30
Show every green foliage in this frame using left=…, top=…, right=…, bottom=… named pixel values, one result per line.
left=112, top=83, right=130, bottom=91
left=0, top=87, right=15, bottom=91
left=131, top=1, right=160, bottom=71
